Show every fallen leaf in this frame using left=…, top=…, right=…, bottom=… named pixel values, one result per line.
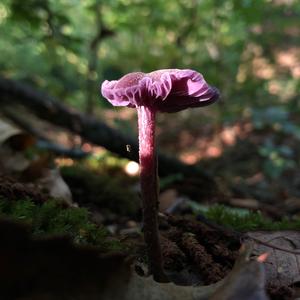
left=210, top=244, right=269, bottom=300
left=101, top=268, right=222, bottom=300
left=249, top=231, right=300, bottom=287
left=0, top=118, right=22, bottom=143
left=159, top=189, right=178, bottom=212
left=38, top=168, right=74, bottom=206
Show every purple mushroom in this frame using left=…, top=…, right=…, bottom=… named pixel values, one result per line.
left=101, top=69, right=219, bottom=282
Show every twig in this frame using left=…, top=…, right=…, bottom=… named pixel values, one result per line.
left=244, top=236, right=300, bottom=255
left=196, top=213, right=300, bottom=255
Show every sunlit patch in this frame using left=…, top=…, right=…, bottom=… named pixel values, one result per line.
left=268, top=81, right=281, bottom=95
left=292, top=66, right=300, bottom=79
left=71, top=142, right=106, bottom=157
left=273, top=0, right=296, bottom=5
left=170, top=122, right=252, bottom=165
left=252, top=57, right=275, bottom=79
left=0, top=4, right=8, bottom=25
left=220, top=126, right=237, bottom=146
left=124, top=161, right=139, bottom=176
left=82, top=142, right=92, bottom=152
left=275, top=48, right=300, bottom=79
left=66, top=52, right=79, bottom=65
left=55, top=158, right=74, bottom=167
left=206, top=146, right=222, bottom=157
left=92, top=146, right=106, bottom=155
left=180, top=153, right=199, bottom=165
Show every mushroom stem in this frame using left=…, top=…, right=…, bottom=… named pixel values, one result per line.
left=137, top=105, right=167, bottom=282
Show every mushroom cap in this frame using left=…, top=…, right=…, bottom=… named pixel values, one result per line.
left=101, top=69, right=219, bottom=113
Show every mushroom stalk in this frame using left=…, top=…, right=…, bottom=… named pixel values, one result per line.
left=137, top=105, right=167, bottom=282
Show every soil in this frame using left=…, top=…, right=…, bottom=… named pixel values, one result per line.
left=0, top=174, right=47, bottom=203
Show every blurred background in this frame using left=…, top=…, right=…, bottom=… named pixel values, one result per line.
left=0, top=1, right=300, bottom=298
left=0, top=0, right=300, bottom=216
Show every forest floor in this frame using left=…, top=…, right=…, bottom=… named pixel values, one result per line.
left=0, top=112, right=300, bottom=299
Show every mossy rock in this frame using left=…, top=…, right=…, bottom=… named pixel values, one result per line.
left=61, top=164, right=140, bottom=217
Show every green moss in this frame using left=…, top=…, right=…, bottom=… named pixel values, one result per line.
left=202, top=204, right=300, bottom=231
left=0, top=197, right=122, bottom=251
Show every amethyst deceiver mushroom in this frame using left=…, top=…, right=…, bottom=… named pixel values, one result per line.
left=101, top=69, right=219, bottom=282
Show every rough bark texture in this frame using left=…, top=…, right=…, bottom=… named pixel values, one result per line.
left=0, top=77, right=216, bottom=183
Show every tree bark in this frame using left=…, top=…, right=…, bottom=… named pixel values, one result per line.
left=0, top=77, right=216, bottom=185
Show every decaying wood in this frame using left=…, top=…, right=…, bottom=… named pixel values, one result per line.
left=0, top=77, right=217, bottom=187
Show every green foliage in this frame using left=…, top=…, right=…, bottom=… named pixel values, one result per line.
left=9, top=198, right=36, bottom=221
left=1, top=0, right=299, bottom=117
left=159, top=173, right=183, bottom=190
left=252, top=107, right=289, bottom=130
left=248, top=107, right=300, bottom=179
left=252, top=107, right=300, bottom=139
left=1, top=0, right=300, bottom=191
left=0, top=197, right=122, bottom=251
left=258, top=140, right=296, bottom=179
left=202, top=204, right=300, bottom=231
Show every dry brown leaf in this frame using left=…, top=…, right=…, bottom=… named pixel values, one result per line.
left=209, top=244, right=269, bottom=300
left=101, top=269, right=222, bottom=300
left=0, top=118, right=36, bottom=172
left=101, top=244, right=269, bottom=300
left=249, top=231, right=300, bottom=286
left=37, top=168, right=74, bottom=206
left=0, top=118, right=22, bottom=143
left=101, top=232, right=300, bottom=300
left=101, top=231, right=300, bottom=299
left=159, top=189, right=178, bottom=212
